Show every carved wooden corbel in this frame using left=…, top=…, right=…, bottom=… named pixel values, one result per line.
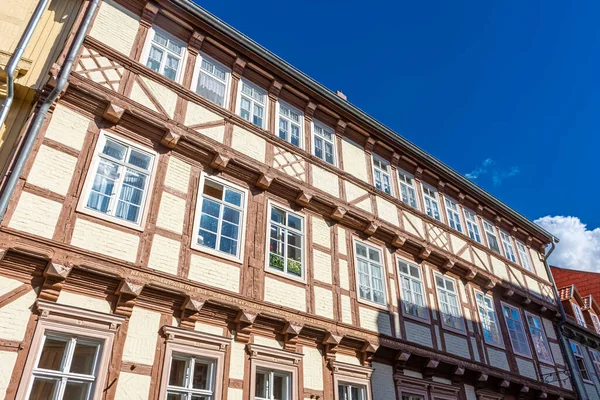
left=437, top=181, right=446, bottom=193
left=281, top=322, right=303, bottom=351
left=475, top=372, right=488, bottom=389
left=210, top=152, right=230, bottom=171
left=256, top=173, right=274, bottom=189
left=39, top=261, right=73, bottom=302
left=235, top=308, right=258, bottom=343
left=394, top=351, right=411, bottom=372
left=180, top=295, right=207, bottom=330
left=485, top=279, right=496, bottom=290
left=114, top=278, right=145, bottom=317
left=336, top=119, right=347, bottom=137
left=363, top=221, right=378, bottom=236
left=322, top=332, right=343, bottom=362
left=521, top=297, right=531, bottom=306
left=442, top=258, right=456, bottom=271
left=538, top=392, right=548, bottom=399
left=465, top=268, right=477, bottom=281
left=499, top=379, right=510, bottom=393
left=391, top=152, right=401, bottom=167
left=364, top=137, right=376, bottom=154
left=423, top=358, right=439, bottom=379
left=305, top=102, right=317, bottom=120
left=414, top=167, right=424, bottom=179
left=140, top=1, right=159, bottom=27
left=503, top=288, right=515, bottom=298
left=232, top=57, right=246, bottom=79
left=103, top=101, right=125, bottom=124
left=161, top=129, right=181, bottom=149
left=188, top=31, right=206, bottom=54
left=419, top=246, right=432, bottom=260
left=360, top=340, right=379, bottom=366
left=392, top=233, right=407, bottom=248
left=268, top=80, right=283, bottom=101
left=540, top=306, right=548, bottom=313
left=451, top=365, right=465, bottom=384
left=330, top=206, right=346, bottom=221
left=295, top=191, right=313, bottom=207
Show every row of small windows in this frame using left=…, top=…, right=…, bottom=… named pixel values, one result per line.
left=141, top=28, right=536, bottom=275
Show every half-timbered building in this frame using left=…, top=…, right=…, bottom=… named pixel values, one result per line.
left=0, top=0, right=576, bottom=399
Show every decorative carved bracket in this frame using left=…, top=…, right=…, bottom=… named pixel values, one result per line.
left=235, top=309, right=258, bottom=343
left=392, top=233, right=407, bottom=248
left=465, top=268, right=477, bottom=281
left=521, top=297, right=532, bottom=306
left=335, top=119, right=347, bottom=137
left=180, top=295, right=207, bottom=329
left=256, top=173, right=273, bottom=189
left=391, top=152, right=401, bottom=167
left=161, top=129, right=181, bottom=149
left=268, top=80, right=283, bottom=101
left=485, top=279, right=496, bottom=290
left=360, top=340, right=379, bottom=366
left=395, top=351, right=411, bottom=372
left=281, top=321, right=304, bottom=351
left=503, top=288, right=515, bottom=298
left=423, top=358, right=439, bottom=379
left=114, top=278, right=144, bottom=317
left=364, top=137, right=376, bottom=154
left=39, top=261, right=73, bottom=302
left=295, top=191, right=313, bottom=207
left=363, top=221, right=378, bottom=236
left=103, top=101, right=125, bottom=124
left=442, top=258, right=456, bottom=271
left=330, top=206, right=346, bottom=221
left=419, top=246, right=432, bottom=260
left=210, top=152, right=231, bottom=171
left=188, top=31, right=206, bottom=54
left=305, top=102, right=317, bottom=120
left=232, top=57, right=246, bottom=79
left=140, top=1, right=159, bottom=27
left=322, top=332, right=343, bottom=362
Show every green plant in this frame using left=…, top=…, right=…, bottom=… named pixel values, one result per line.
left=287, top=259, right=302, bottom=275
left=269, top=253, right=284, bottom=270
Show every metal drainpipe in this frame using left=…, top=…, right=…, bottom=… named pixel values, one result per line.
left=0, top=0, right=51, bottom=128
left=543, top=238, right=587, bottom=399
left=0, top=0, right=100, bottom=221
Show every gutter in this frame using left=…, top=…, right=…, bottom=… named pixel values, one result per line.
left=171, top=0, right=555, bottom=244
left=0, top=0, right=100, bottom=221
left=0, top=0, right=51, bottom=128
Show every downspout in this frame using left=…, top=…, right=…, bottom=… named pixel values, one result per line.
left=543, top=238, right=587, bottom=400
left=0, top=0, right=51, bottom=128
left=0, top=0, right=100, bottom=221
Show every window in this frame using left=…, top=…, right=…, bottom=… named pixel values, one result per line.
left=571, top=341, right=591, bottom=381
left=26, top=334, right=102, bottom=400
left=17, top=301, right=123, bottom=400
left=573, top=303, right=586, bottom=327
left=312, top=121, right=335, bottom=165
left=525, top=313, right=553, bottom=364
left=81, top=132, right=155, bottom=227
left=463, top=209, right=482, bottom=243
left=501, top=303, right=531, bottom=356
left=338, top=383, right=366, bottom=400
left=475, top=292, right=502, bottom=346
left=397, top=169, right=418, bottom=209
left=193, top=176, right=246, bottom=260
left=435, top=275, right=464, bottom=331
left=482, top=220, right=501, bottom=254
left=145, top=29, right=185, bottom=81
left=445, top=197, right=463, bottom=233
left=398, top=259, right=427, bottom=320
left=589, top=349, right=600, bottom=379
left=591, top=313, right=600, bottom=335
left=516, top=241, right=533, bottom=271
left=166, top=355, right=216, bottom=399
left=402, top=395, right=424, bottom=400
left=355, top=242, right=386, bottom=305
left=277, top=102, right=302, bottom=147
left=267, top=204, right=304, bottom=279
left=238, top=80, right=267, bottom=128
left=255, top=369, right=291, bottom=400
left=372, top=155, right=392, bottom=195
left=499, top=231, right=517, bottom=263
left=194, top=54, right=229, bottom=107
left=422, top=185, right=441, bottom=221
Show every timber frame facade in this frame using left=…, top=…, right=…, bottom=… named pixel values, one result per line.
left=0, top=0, right=576, bottom=399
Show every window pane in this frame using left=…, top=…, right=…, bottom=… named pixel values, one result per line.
left=198, top=230, right=217, bottom=249
left=70, top=342, right=98, bottom=375
left=63, top=381, right=90, bottom=400
left=168, top=358, right=187, bottom=387
left=167, top=393, right=186, bottom=400
left=222, top=207, right=240, bottom=225
left=202, top=199, right=221, bottom=218
left=102, top=139, right=127, bottom=160
left=192, top=361, right=210, bottom=390
left=37, top=338, right=68, bottom=371
left=273, top=374, right=287, bottom=400
left=29, top=377, right=58, bottom=400
left=287, top=214, right=302, bottom=230
left=271, top=207, right=285, bottom=224
left=255, top=371, right=268, bottom=398
left=197, top=72, right=226, bottom=106
left=200, top=214, right=219, bottom=233
left=128, top=149, right=152, bottom=170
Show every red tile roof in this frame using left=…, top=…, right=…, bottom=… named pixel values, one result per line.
left=551, top=266, right=600, bottom=300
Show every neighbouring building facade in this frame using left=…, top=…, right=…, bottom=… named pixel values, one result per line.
left=0, top=0, right=576, bottom=399
left=552, top=267, right=600, bottom=400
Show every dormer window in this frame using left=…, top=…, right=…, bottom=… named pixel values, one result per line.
left=591, top=313, right=600, bottom=334
left=573, top=303, right=586, bottom=327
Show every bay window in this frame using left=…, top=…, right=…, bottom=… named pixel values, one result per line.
left=267, top=204, right=304, bottom=279
left=435, top=274, right=464, bottom=331
left=312, top=121, right=335, bottom=165
left=355, top=241, right=386, bottom=306
left=525, top=313, right=553, bottom=364
left=372, top=155, right=392, bottom=195
left=398, top=259, right=427, bottom=320
left=397, top=169, right=418, bottom=209
left=501, top=303, right=531, bottom=356
left=238, top=80, right=267, bottom=128
left=474, top=291, right=502, bottom=347
left=81, top=132, right=155, bottom=227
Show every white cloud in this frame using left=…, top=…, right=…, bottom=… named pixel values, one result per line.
left=465, top=158, right=520, bottom=186
left=534, top=216, right=600, bottom=271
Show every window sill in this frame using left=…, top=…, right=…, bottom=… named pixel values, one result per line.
left=538, top=358, right=555, bottom=367
left=75, top=207, right=145, bottom=232
left=356, top=296, right=388, bottom=311
left=513, top=352, right=533, bottom=360
left=440, top=323, right=467, bottom=337
left=484, top=341, right=505, bottom=351
left=402, top=311, right=430, bottom=325
left=191, top=243, right=244, bottom=265
left=264, top=267, right=307, bottom=285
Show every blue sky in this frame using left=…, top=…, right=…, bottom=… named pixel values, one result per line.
left=195, top=0, right=600, bottom=269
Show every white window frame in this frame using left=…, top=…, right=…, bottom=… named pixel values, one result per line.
left=140, top=26, right=187, bottom=83
left=482, top=220, right=502, bottom=255
left=16, top=301, right=124, bottom=400
left=77, top=131, right=158, bottom=231
left=589, top=349, right=600, bottom=380
left=515, top=241, right=533, bottom=272
left=191, top=173, right=248, bottom=263
left=159, top=326, right=228, bottom=400
left=236, top=79, right=268, bottom=129
left=165, top=354, right=216, bottom=399
left=248, top=344, right=300, bottom=400
left=397, top=258, right=428, bottom=321
left=331, top=360, right=373, bottom=400
left=444, top=197, right=463, bottom=233
left=590, top=313, right=600, bottom=335
left=372, top=155, right=392, bottom=195
left=422, top=184, right=441, bottom=221
left=525, top=312, right=553, bottom=365
left=463, top=208, right=482, bottom=243
left=573, top=303, right=587, bottom=327
left=501, top=302, right=531, bottom=357
left=264, top=200, right=305, bottom=282
left=338, top=382, right=367, bottom=400
left=255, top=369, right=291, bottom=400
left=276, top=101, right=303, bottom=148
left=353, top=239, right=387, bottom=307
left=571, top=341, right=592, bottom=382
left=190, top=52, right=230, bottom=108
left=397, top=169, right=419, bottom=209
left=311, top=120, right=336, bottom=165
left=434, top=273, right=465, bottom=332
left=499, top=230, right=517, bottom=263
left=474, top=290, right=503, bottom=347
